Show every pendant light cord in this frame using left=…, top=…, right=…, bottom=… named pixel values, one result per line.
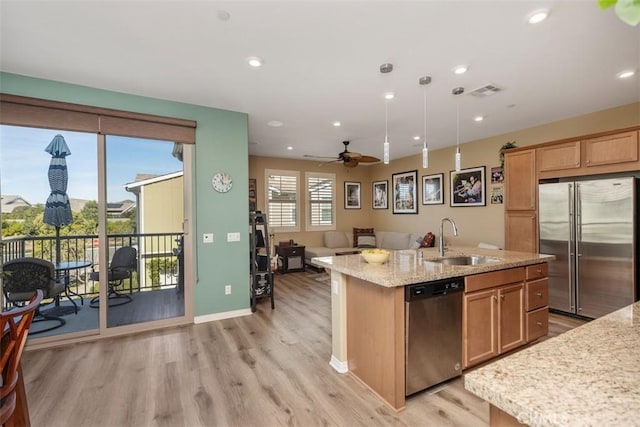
left=385, top=99, right=389, bottom=141
left=423, top=85, right=427, bottom=148
left=456, top=100, right=459, bottom=151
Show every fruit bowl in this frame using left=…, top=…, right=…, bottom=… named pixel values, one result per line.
left=361, top=249, right=390, bottom=264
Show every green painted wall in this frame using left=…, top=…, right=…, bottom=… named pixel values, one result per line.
left=0, top=72, right=250, bottom=316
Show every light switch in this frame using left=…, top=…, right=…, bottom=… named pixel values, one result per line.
left=203, top=233, right=214, bottom=244
left=227, top=232, right=241, bottom=242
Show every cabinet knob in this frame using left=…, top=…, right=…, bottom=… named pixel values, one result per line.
left=536, top=292, right=543, bottom=297
left=536, top=321, right=543, bottom=327
left=500, top=295, right=505, bottom=300
left=536, top=269, right=541, bottom=273
left=493, top=295, right=498, bottom=302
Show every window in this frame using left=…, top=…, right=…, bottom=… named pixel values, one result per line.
left=266, top=169, right=299, bottom=232
left=306, top=172, right=335, bottom=231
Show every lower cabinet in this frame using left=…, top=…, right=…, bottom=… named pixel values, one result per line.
left=463, top=264, right=548, bottom=370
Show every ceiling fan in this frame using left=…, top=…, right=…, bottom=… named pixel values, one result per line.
left=304, top=140, right=380, bottom=167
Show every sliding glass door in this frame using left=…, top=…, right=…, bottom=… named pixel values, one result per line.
left=1, top=124, right=188, bottom=341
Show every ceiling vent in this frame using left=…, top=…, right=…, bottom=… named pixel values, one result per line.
left=469, top=83, right=503, bottom=98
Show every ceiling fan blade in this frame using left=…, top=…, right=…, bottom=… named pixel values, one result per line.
left=304, top=154, right=340, bottom=160
left=357, top=155, right=381, bottom=163
left=343, top=153, right=363, bottom=160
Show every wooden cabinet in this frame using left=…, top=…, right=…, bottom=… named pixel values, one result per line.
left=504, top=149, right=538, bottom=252
left=583, top=131, right=638, bottom=170
left=537, top=141, right=581, bottom=173
left=463, top=267, right=527, bottom=369
left=505, top=211, right=537, bottom=253
left=537, top=130, right=639, bottom=179
left=525, top=263, right=549, bottom=342
left=504, top=149, right=536, bottom=211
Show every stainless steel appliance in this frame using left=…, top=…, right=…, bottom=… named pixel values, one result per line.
left=539, top=177, right=637, bottom=318
left=405, top=277, right=463, bottom=396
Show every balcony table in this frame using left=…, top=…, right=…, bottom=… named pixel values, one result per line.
left=43, top=260, right=92, bottom=316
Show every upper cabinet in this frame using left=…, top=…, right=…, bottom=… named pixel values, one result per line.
left=504, top=149, right=536, bottom=211
left=538, top=130, right=639, bottom=179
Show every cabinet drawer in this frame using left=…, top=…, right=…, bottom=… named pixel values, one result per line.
left=526, top=263, right=547, bottom=280
left=465, top=267, right=525, bottom=293
left=526, top=307, right=548, bottom=342
left=526, top=278, right=548, bottom=311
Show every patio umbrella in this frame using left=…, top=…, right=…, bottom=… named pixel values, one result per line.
left=43, top=134, right=73, bottom=265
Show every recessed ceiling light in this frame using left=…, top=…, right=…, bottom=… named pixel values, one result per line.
left=287, top=146, right=293, bottom=150
left=453, top=65, right=468, bottom=75
left=384, top=92, right=395, bottom=100
left=333, top=121, right=341, bottom=127
left=246, top=56, right=263, bottom=67
left=527, top=9, right=550, bottom=24
left=474, top=116, right=484, bottom=122
left=267, top=120, right=283, bottom=127
left=617, top=70, right=636, bottom=79
left=413, top=136, right=421, bottom=140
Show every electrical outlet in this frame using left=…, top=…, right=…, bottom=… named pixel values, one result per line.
left=227, top=232, right=241, bottom=242
left=203, top=233, right=214, bottom=244
left=225, top=285, right=231, bottom=295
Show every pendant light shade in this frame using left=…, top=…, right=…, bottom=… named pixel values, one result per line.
left=419, top=76, right=431, bottom=169
left=452, top=87, right=464, bottom=172
left=383, top=99, right=390, bottom=164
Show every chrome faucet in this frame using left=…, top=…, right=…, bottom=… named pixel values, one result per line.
left=439, top=218, right=458, bottom=257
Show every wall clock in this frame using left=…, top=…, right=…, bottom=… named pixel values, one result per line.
left=211, top=172, right=233, bottom=193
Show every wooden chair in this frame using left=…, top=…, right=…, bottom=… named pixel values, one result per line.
left=1, top=289, right=43, bottom=427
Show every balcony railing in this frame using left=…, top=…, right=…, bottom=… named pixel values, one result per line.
left=1, top=233, right=184, bottom=299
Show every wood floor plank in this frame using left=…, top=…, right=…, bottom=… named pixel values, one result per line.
left=20, top=271, right=585, bottom=426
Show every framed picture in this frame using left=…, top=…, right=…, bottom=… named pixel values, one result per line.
left=372, top=180, right=388, bottom=209
left=450, top=166, right=486, bottom=207
left=422, top=173, right=444, bottom=205
left=392, top=170, right=418, bottom=214
left=491, top=166, right=504, bottom=184
left=344, top=181, right=361, bottom=209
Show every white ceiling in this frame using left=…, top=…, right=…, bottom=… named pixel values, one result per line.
left=1, top=1, right=638, bottom=163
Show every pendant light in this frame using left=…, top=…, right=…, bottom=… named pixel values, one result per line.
left=383, top=96, right=390, bottom=164
left=419, top=76, right=432, bottom=169
left=452, top=87, right=464, bottom=171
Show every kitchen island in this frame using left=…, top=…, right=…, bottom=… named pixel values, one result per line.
left=312, top=246, right=554, bottom=411
left=464, top=301, right=640, bottom=427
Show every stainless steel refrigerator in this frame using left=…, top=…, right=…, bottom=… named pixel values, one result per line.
left=538, top=177, right=637, bottom=318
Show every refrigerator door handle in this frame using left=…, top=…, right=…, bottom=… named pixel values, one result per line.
left=575, top=182, right=582, bottom=313
left=569, top=183, right=576, bottom=312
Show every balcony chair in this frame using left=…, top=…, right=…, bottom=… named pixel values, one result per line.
left=1, top=290, right=42, bottom=426
left=89, top=246, right=137, bottom=308
left=2, top=258, right=67, bottom=334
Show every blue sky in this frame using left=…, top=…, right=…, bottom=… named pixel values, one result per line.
left=0, top=125, right=183, bottom=204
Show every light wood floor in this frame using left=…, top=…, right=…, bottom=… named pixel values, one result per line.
left=21, top=271, right=586, bottom=427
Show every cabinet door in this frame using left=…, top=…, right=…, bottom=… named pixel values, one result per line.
left=505, top=211, right=537, bottom=253
left=463, top=289, right=498, bottom=369
left=537, top=141, right=581, bottom=172
left=583, top=131, right=638, bottom=168
left=504, top=149, right=536, bottom=210
left=498, top=283, right=525, bottom=354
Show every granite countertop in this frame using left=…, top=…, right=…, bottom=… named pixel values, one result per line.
left=464, top=302, right=640, bottom=426
left=311, top=246, right=554, bottom=287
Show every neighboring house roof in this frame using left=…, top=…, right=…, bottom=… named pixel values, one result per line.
left=107, top=200, right=136, bottom=216
left=125, top=171, right=183, bottom=192
left=1, top=195, right=31, bottom=214
left=69, top=198, right=91, bottom=213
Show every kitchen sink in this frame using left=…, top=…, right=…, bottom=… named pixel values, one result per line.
left=431, top=255, right=501, bottom=266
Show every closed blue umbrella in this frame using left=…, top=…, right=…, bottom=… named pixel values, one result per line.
left=43, top=134, right=73, bottom=265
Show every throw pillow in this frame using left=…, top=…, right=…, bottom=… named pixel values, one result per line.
left=353, top=227, right=374, bottom=248
left=356, top=233, right=376, bottom=248
left=420, top=232, right=436, bottom=248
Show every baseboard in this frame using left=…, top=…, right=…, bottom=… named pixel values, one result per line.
left=194, top=308, right=252, bottom=324
left=329, top=354, right=349, bottom=373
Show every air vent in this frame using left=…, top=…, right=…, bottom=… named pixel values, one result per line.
left=469, top=83, right=503, bottom=97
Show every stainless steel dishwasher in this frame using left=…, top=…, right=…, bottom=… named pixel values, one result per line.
left=405, top=277, right=463, bottom=396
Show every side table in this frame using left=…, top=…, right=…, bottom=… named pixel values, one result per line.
left=276, top=245, right=305, bottom=273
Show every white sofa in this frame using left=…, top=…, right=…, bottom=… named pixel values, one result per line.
left=305, top=230, right=426, bottom=267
